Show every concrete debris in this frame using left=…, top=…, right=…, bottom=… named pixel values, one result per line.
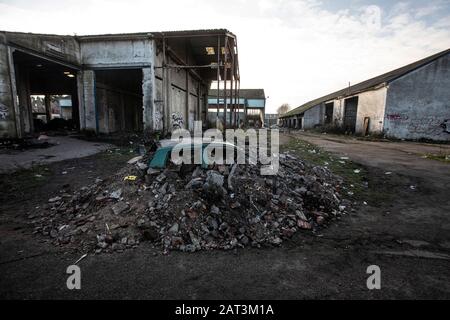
left=127, top=155, right=143, bottom=164
left=32, top=151, right=349, bottom=254
left=111, top=201, right=129, bottom=215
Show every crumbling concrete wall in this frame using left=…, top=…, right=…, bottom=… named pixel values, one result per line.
left=80, top=39, right=152, bottom=68
left=0, top=35, right=17, bottom=138
left=5, top=32, right=81, bottom=66
left=384, top=53, right=450, bottom=141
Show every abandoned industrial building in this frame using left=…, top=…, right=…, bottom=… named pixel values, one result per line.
left=207, top=88, right=266, bottom=127
left=280, top=48, right=450, bottom=141
left=0, top=29, right=241, bottom=139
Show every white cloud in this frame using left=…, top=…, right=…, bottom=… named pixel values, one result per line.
left=0, top=0, right=449, bottom=113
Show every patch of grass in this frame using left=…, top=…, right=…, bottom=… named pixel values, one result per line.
left=101, top=147, right=139, bottom=157
left=0, top=165, right=52, bottom=202
left=281, top=137, right=393, bottom=205
left=420, top=153, right=450, bottom=163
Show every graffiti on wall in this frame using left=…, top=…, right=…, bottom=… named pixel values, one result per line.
left=171, top=112, right=184, bottom=130
left=154, top=110, right=162, bottom=131
left=441, top=119, right=450, bottom=134
left=0, top=103, right=8, bottom=120
left=407, top=117, right=448, bottom=135
left=386, top=113, right=409, bottom=121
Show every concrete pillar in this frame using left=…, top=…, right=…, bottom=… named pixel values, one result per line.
left=44, top=95, right=52, bottom=123
left=15, top=66, right=33, bottom=134
left=142, top=67, right=154, bottom=131
left=0, top=42, right=21, bottom=138
left=76, top=71, right=85, bottom=130
left=81, top=70, right=97, bottom=132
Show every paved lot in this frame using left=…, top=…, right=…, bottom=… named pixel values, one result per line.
left=0, top=133, right=449, bottom=299
left=0, top=136, right=111, bottom=174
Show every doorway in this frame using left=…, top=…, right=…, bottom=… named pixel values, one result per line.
left=13, top=50, right=79, bottom=134
left=343, top=97, right=358, bottom=133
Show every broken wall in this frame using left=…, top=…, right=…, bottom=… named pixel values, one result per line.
left=384, top=53, right=450, bottom=141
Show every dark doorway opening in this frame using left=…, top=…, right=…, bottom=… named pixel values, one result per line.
left=95, top=69, right=143, bottom=133
left=12, top=50, right=79, bottom=134
left=325, top=102, right=334, bottom=124
left=343, top=96, right=358, bottom=133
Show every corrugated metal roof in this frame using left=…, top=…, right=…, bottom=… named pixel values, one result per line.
left=281, top=48, right=450, bottom=118
left=209, top=89, right=266, bottom=99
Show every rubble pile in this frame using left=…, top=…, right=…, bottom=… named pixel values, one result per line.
left=31, top=152, right=349, bottom=254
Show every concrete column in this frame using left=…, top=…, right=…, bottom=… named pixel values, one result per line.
left=142, top=67, right=154, bottom=131
left=44, top=95, right=52, bottom=123
left=76, top=71, right=85, bottom=130
left=82, top=70, right=97, bottom=131
left=1, top=44, right=22, bottom=138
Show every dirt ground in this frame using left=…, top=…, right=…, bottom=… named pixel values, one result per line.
left=0, top=133, right=449, bottom=299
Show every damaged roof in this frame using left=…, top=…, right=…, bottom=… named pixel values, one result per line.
left=281, top=47, right=450, bottom=118
left=77, top=29, right=235, bottom=41
left=209, top=89, right=266, bottom=100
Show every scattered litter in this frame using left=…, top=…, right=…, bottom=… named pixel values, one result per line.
left=353, top=169, right=361, bottom=174
left=48, top=196, right=62, bottom=203
left=109, top=189, right=122, bottom=200
left=385, top=171, right=392, bottom=175
left=410, top=185, right=416, bottom=190
left=74, top=253, right=88, bottom=264
left=123, top=175, right=137, bottom=181
left=340, top=156, right=349, bottom=160
left=37, top=135, right=49, bottom=141
left=127, top=156, right=143, bottom=164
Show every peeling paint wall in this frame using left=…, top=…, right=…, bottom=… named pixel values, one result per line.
left=384, top=53, right=450, bottom=141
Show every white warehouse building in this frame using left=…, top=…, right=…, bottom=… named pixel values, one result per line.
left=280, top=48, right=450, bottom=141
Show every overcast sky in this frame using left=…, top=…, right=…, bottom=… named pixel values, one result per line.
left=1, top=0, right=450, bottom=113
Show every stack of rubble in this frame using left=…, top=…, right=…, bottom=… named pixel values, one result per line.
left=31, top=152, right=349, bottom=254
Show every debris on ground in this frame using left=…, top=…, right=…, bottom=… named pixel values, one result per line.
left=31, top=151, right=350, bottom=254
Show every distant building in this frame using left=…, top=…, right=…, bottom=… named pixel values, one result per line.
left=208, top=89, right=266, bottom=127
left=280, top=48, right=450, bottom=141
left=264, top=113, right=278, bottom=127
